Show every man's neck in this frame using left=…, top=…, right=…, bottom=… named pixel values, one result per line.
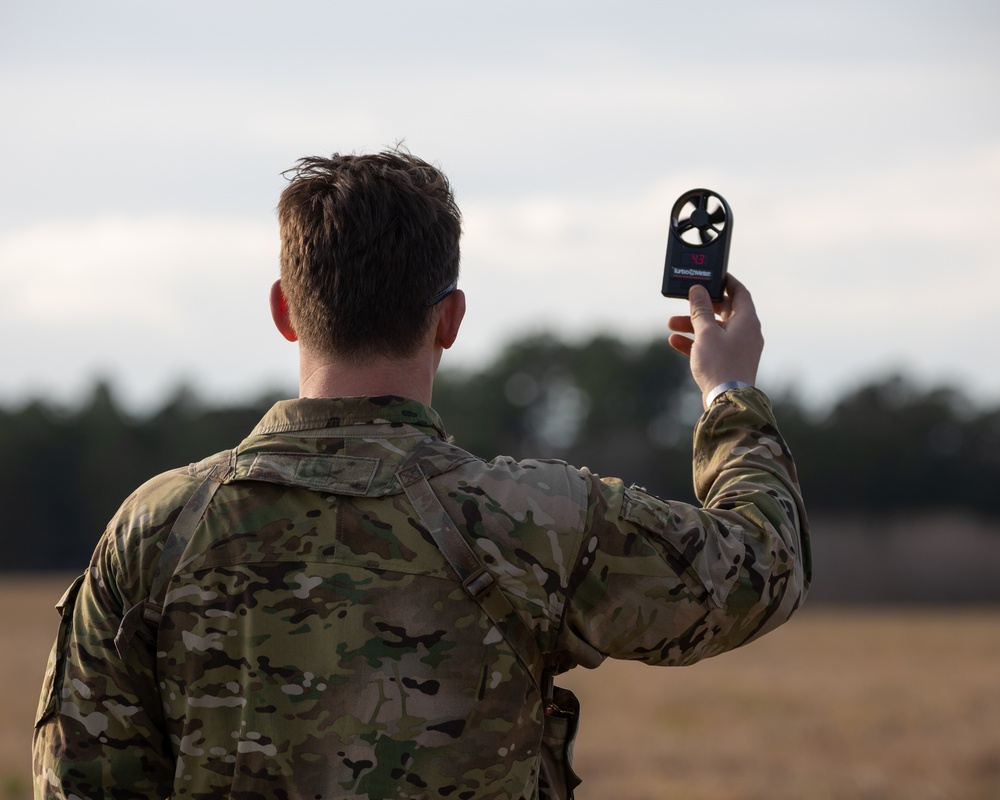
left=297, top=348, right=440, bottom=406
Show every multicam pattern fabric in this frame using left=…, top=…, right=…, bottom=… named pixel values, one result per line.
left=33, top=388, right=810, bottom=799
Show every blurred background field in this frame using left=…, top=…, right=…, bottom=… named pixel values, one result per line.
left=561, top=607, right=1000, bottom=800
left=5, top=570, right=998, bottom=800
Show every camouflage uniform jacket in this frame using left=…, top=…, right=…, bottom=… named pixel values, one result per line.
left=33, top=388, right=810, bottom=800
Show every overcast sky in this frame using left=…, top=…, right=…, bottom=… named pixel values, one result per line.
left=2, top=0, right=998, bottom=413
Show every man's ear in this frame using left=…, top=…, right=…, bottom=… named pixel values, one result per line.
left=269, top=280, right=298, bottom=342
left=435, top=289, right=466, bottom=350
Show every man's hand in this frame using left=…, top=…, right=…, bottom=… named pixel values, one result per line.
left=667, top=274, right=763, bottom=409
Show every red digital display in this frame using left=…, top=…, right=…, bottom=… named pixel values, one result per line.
left=681, top=252, right=710, bottom=266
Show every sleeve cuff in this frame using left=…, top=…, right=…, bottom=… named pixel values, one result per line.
left=704, top=380, right=754, bottom=408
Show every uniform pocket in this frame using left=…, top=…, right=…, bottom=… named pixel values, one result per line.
left=34, top=574, right=85, bottom=728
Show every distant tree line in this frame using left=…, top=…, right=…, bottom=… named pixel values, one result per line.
left=2, top=333, right=997, bottom=571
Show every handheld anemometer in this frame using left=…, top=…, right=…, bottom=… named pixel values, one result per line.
left=661, top=188, right=732, bottom=301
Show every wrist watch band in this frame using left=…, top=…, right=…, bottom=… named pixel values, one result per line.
left=704, top=380, right=753, bottom=407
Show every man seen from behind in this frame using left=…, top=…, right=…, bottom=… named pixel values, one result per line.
left=33, top=150, right=810, bottom=799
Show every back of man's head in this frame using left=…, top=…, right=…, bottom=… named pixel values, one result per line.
left=278, top=151, right=462, bottom=362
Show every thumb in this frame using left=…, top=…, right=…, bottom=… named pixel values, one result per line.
left=688, top=284, right=716, bottom=331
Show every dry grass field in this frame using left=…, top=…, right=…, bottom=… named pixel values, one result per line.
left=3, top=574, right=998, bottom=800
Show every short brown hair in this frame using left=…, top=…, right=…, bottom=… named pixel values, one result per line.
left=277, top=151, right=461, bottom=361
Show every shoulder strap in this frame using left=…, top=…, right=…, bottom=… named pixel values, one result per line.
left=143, top=459, right=231, bottom=626
left=114, top=456, right=231, bottom=657
left=395, top=458, right=548, bottom=696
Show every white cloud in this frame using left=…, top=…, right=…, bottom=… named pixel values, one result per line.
left=1, top=215, right=277, bottom=327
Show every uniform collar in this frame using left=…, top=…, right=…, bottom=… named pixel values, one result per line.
left=251, top=395, right=449, bottom=439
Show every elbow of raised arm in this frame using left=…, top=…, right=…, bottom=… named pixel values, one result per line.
left=763, top=512, right=812, bottom=630
left=788, top=513, right=812, bottom=608
left=723, top=506, right=811, bottom=648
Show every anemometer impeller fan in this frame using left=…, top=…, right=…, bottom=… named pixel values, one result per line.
left=673, top=190, right=728, bottom=246
left=661, top=187, right=733, bottom=301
